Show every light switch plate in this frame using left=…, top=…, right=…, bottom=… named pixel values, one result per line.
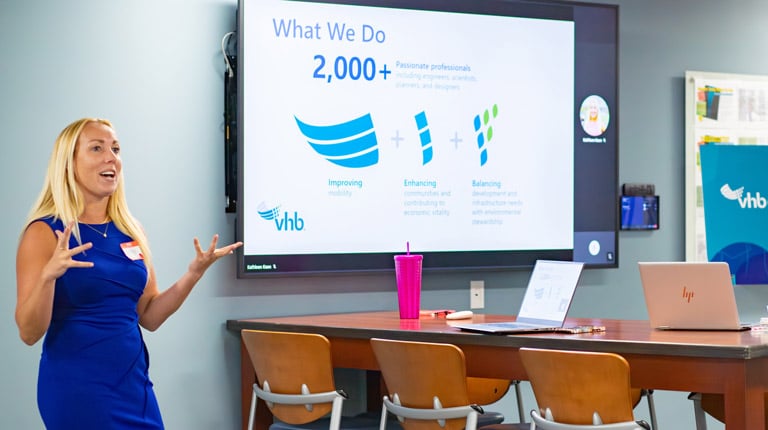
left=470, top=280, right=484, bottom=309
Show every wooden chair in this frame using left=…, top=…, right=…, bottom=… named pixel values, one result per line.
left=518, top=347, right=651, bottom=430
left=689, top=392, right=768, bottom=429
left=371, top=338, right=529, bottom=430
left=377, top=372, right=520, bottom=429
left=241, top=329, right=388, bottom=430
left=467, top=379, right=654, bottom=430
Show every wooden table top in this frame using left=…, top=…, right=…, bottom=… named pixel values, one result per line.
left=227, top=311, right=768, bottom=360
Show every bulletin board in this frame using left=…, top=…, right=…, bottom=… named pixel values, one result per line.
left=685, top=70, right=768, bottom=283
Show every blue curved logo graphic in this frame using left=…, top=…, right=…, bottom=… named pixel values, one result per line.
left=257, top=202, right=281, bottom=221
left=295, top=114, right=379, bottom=168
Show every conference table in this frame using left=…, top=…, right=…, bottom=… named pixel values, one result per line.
left=226, top=311, right=768, bottom=430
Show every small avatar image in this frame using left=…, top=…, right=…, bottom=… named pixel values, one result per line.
left=579, top=95, right=610, bottom=137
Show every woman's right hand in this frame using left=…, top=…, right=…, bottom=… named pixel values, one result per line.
left=44, top=222, right=95, bottom=281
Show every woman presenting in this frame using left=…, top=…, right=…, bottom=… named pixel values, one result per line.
left=15, top=118, right=242, bottom=429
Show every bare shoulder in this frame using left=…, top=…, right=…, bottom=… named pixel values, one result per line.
left=17, top=220, right=56, bottom=257
left=21, top=219, right=55, bottom=240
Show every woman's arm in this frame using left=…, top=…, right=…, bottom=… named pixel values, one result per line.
left=15, top=221, right=94, bottom=345
left=137, top=234, right=242, bottom=331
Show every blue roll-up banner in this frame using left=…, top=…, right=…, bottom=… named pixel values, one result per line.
left=700, top=144, right=768, bottom=284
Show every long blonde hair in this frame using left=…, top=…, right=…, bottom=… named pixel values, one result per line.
left=24, top=118, right=152, bottom=266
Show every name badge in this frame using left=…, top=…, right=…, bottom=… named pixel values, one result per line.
left=120, top=241, right=144, bottom=261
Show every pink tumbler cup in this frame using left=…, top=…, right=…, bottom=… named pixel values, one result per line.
left=394, top=254, right=423, bottom=319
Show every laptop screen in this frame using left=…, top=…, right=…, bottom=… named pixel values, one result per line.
left=517, top=260, right=584, bottom=325
left=638, top=261, right=745, bottom=330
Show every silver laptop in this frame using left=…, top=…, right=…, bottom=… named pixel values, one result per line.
left=453, top=260, right=584, bottom=334
left=638, top=261, right=751, bottom=331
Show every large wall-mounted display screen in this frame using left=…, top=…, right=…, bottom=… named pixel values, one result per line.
left=236, top=0, right=619, bottom=277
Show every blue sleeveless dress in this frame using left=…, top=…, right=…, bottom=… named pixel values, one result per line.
left=36, top=217, right=164, bottom=429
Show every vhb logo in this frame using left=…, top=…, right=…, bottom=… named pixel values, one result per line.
left=720, top=183, right=767, bottom=209
left=257, top=202, right=305, bottom=231
left=682, top=286, right=694, bottom=303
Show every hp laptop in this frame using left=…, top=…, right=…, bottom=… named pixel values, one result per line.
left=638, top=261, right=751, bottom=331
left=453, top=260, right=584, bottom=334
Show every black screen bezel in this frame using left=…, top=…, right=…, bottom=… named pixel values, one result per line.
left=234, top=0, right=620, bottom=277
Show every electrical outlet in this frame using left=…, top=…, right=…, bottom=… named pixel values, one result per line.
left=470, top=280, right=484, bottom=309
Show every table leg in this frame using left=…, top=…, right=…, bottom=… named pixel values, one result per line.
left=722, top=360, right=766, bottom=430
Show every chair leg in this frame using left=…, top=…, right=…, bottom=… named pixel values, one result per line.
left=512, top=380, right=526, bottom=423
left=328, top=396, right=344, bottom=430
left=688, top=392, right=708, bottom=430
left=379, top=402, right=389, bottom=430
left=466, top=410, right=479, bottom=430
left=248, top=388, right=258, bottom=430
left=643, top=389, right=658, bottom=430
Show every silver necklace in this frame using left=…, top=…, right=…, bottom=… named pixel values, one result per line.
left=81, top=221, right=110, bottom=238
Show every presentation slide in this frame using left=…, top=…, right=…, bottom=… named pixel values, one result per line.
left=241, top=0, right=575, bottom=259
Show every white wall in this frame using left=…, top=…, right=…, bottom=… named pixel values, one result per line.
left=2, top=0, right=768, bottom=428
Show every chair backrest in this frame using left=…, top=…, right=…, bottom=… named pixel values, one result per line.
left=241, top=329, right=336, bottom=424
left=466, top=377, right=511, bottom=406
left=370, top=338, right=474, bottom=430
left=519, top=348, right=636, bottom=425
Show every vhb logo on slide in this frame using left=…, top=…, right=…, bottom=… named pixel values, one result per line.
left=720, top=183, right=767, bottom=209
left=257, top=202, right=305, bottom=231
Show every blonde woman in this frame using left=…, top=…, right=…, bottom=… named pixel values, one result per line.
left=15, top=118, right=242, bottom=429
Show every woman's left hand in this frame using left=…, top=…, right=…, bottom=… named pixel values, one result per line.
left=188, top=234, right=243, bottom=276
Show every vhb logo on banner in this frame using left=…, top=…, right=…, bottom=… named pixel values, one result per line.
left=700, top=144, right=768, bottom=284
left=719, top=183, right=767, bottom=208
